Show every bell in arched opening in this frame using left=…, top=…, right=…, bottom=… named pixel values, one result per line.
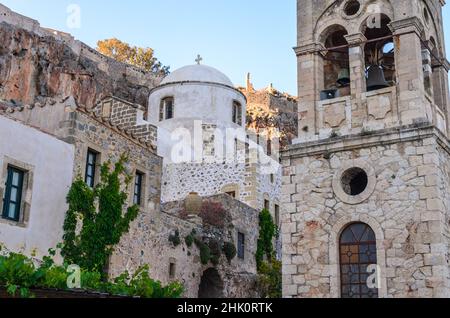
left=366, top=65, right=390, bottom=91
left=337, top=68, right=350, bottom=87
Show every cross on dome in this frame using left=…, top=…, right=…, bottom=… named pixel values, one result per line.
left=195, top=54, right=203, bottom=65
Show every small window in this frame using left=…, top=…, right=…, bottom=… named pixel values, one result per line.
left=344, top=0, right=360, bottom=16
left=169, top=262, right=176, bottom=279
left=232, top=101, right=242, bottom=125
left=275, top=204, right=280, bottom=227
left=264, top=200, right=270, bottom=211
left=85, top=149, right=98, bottom=188
left=226, top=191, right=236, bottom=198
left=101, top=101, right=112, bottom=118
left=2, top=166, right=25, bottom=222
left=267, top=139, right=272, bottom=156
left=133, top=171, right=144, bottom=206
left=270, top=174, right=274, bottom=184
left=160, top=97, right=174, bottom=121
left=237, top=232, right=245, bottom=259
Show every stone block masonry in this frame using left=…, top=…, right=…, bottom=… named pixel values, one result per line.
left=281, top=125, right=450, bottom=298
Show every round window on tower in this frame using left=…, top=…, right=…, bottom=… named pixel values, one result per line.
left=343, top=0, right=361, bottom=17
left=332, top=161, right=377, bottom=205
left=341, top=168, right=368, bottom=196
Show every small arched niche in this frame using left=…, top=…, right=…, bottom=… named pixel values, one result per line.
left=198, top=268, right=224, bottom=298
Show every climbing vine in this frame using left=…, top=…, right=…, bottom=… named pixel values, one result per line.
left=255, top=209, right=281, bottom=298
left=222, top=242, right=237, bottom=263
left=61, top=154, right=139, bottom=276
left=256, top=209, right=277, bottom=269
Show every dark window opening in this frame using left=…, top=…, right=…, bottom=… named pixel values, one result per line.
left=232, top=101, right=242, bottom=125
left=275, top=204, right=280, bottom=228
left=169, top=263, right=176, bottom=278
left=160, top=97, right=174, bottom=121
left=238, top=232, right=245, bottom=259
left=341, top=168, right=368, bottom=196
left=264, top=200, right=270, bottom=211
left=344, top=0, right=361, bottom=16
left=85, top=149, right=98, bottom=188
left=363, top=14, right=395, bottom=91
left=226, top=191, right=236, bottom=198
left=133, top=171, right=144, bottom=206
left=267, top=139, right=272, bottom=156
left=2, top=166, right=25, bottom=222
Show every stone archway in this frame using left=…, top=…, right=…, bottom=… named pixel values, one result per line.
left=198, top=268, right=224, bottom=298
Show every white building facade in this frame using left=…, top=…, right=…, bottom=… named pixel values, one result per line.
left=148, top=64, right=282, bottom=214
left=0, top=115, right=74, bottom=259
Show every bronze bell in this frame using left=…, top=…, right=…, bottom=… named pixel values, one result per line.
left=366, top=65, right=390, bottom=91
left=337, top=68, right=350, bottom=86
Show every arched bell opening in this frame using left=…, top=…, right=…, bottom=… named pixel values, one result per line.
left=362, top=14, right=395, bottom=92
left=320, top=25, right=350, bottom=100
left=425, top=36, right=445, bottom=110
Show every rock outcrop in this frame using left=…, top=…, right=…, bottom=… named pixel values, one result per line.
left=0, top=4, right=161, bottom=109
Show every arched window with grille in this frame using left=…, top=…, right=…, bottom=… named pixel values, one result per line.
left=340, top=223, right=378, bottom=298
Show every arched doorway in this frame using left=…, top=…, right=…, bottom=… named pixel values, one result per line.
left=198, top=268, right=224, bottom=298
left=340, top=223, right=378, bottom=298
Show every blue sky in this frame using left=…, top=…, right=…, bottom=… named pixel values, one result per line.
left=1, top=0, right=449, bottom=95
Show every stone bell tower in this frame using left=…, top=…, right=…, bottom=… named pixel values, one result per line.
left=282, top=0, right=450, bottom=298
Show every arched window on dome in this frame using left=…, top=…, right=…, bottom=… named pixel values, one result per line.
left=160, top=97, right=174, bottom=121
left=340, top=223, right=378, bottom=298
left=232, top=101, right=243, bottom=126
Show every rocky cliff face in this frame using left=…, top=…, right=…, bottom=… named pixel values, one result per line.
left=0, top=21, right=160, bottom=109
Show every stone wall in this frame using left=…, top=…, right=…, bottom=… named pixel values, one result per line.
left=161, top=159, right=281, bottom=218
left=281, top=126, right=450, bottom=298
left=110, top=194, right=260, bottom=298
left=0, top=4, right=161, bottom=110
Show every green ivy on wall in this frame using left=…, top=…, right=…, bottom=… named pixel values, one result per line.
left=256, top=209, right=277, bottom=270
left=61, top=155, right=139, bottom=277
left=255, top=209, right=281, bottom=298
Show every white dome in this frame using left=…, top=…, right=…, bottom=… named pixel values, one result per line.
left=160, top=64, right=234, bottom=87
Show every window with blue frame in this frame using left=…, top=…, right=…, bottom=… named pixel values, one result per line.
left=2, top=166, right=25, bottom=222
left=85, top=149, right=98, bottom=188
